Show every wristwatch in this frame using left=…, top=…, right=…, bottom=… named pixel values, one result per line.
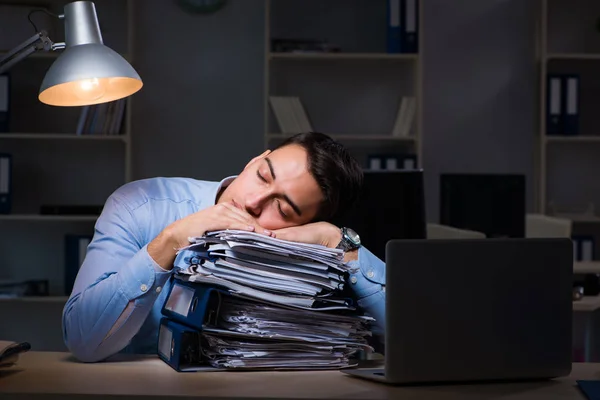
left=336, top=227, right=361, bottom=251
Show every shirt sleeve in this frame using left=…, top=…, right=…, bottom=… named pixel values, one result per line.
left=345, top=246, right=386, bottom=350
left=62, top=193, right=172, bottom=362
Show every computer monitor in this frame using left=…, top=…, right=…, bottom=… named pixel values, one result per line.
left=439, top=173, right=526, bottom=238
left=331, top=169, right=426, bottom=261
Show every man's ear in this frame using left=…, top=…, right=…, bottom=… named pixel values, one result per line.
left=244, top=149, right=271, bottom=170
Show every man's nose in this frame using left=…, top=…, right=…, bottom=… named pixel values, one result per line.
left=245, top=192, right=267, bottom=217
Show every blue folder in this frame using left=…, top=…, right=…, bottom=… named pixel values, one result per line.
left=157, top=318, right=217, bottom=372
left=161, top=278, right=229, bottom=331
left=578, top=380, right=600, bottom=400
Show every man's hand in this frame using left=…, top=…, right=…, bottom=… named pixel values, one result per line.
left=148, top=203, right=272, bottom=270
left=272, top=222, right=342, bottom=248
left=272, top=222, right=359, bottom=263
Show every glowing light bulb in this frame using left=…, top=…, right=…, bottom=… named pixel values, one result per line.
left=72, top=78, right=107, bottom=101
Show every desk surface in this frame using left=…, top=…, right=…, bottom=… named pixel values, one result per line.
left=0, top=352, right=598, bottom=400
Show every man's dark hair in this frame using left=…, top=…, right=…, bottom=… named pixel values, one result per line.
left=275, top=132, right=363, bottom=222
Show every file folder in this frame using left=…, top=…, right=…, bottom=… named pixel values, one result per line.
left=161, top=278, right=228, bottom=331
left=157, top=318, right=215, bottom=372
left=387, top=0, right=402, bottom=53
left=0, top=153, right=11, bottom=214
left=563, top=74, right=580, bottom=136
left=546, top=74, right=563, bottom=135
left=0, top=74, right=9, bottom=133
left=402, top=0, right=418, bottom=53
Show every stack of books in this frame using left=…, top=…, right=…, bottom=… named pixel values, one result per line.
left=157, top=230, right=374, bottom=371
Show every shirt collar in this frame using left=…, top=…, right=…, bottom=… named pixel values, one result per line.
left=211, top=175, right=237, bottom=206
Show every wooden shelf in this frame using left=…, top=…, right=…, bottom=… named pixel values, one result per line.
left=269, top=52, right=418, bottom=61
left=545, top=136, right=600, bottom=143
left=0, top=214, right=98, bottom=222
left=574, top=261, right=600, bottom=274
left=267, top=134, right=416, bottom=142
left=0, top=133, right=128, bottom=141
left=573, top=295, right=600, bottom=312
left=0, top=296, right=68, bottom=303
left=547, top=53, right=600, bottom=61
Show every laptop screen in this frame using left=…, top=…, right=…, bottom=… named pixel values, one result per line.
left=331, top=169, right=426, bottom=261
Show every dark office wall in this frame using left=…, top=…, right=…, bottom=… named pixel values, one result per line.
left=130, top=0, right=538, bottom=222
left=131, top=0, right=266, bottom=181
left=421, top=0, right=538, bottom=221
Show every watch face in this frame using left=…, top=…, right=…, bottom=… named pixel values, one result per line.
left=345, top=228, right=361, bottom=245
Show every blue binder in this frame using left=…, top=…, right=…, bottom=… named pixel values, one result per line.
left=0, top=74, right=9, bottom=133
left=157, top=318, right=216, bottom=372
left=563, top=74, right=580, bottom=136
left=161, top=278, right=229, bottom=331
left=578, top=380, right=600, bottom=400
left=546, top=74, right=563, bottom=135
left=387, top=0, right=402, bottom=53
left=0, top=153, right=11, bottom=214
left=402, top=0, right=418, bottom=53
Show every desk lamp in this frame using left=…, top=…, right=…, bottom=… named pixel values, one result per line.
left=0, top=1, right=142, bottom=106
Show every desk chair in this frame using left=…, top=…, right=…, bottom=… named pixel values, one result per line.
left=426, top=223, right=486, bottom=239
left=525, top=214, right=572, bottom=238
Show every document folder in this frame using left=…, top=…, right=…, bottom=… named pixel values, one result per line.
left=161, top=278, right=228, bottom=331
left=0, top=153, right=11, bottom=214
left=157, top=318, right=216, bottom=372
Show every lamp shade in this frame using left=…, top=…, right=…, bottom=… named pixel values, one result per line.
left=38, top=1, right=142, bottom=106
left=39, top=43, right=142, bottom=106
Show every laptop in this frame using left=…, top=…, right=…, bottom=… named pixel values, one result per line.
left=343, top=237, right=573, bottom=384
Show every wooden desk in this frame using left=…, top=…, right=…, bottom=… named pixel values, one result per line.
left=0, top=352, right=599, bottom=399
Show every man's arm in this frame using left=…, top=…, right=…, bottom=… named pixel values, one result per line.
left=62, top=194, right=172, bottom=362
left=344, top=246, right=385, bottom=347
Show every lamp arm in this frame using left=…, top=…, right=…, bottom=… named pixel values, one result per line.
left=0, top=31, right=64, bottom=75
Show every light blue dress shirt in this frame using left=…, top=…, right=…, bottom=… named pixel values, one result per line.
left=62, top=176, right=386, bottom=362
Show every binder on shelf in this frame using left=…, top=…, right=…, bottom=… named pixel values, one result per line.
left=161, top=279, right=228, bottom=331
left=64, top=234, right=92, bottom=295
left=572, top=235, right=594, bottom=262
left=0, top=153, right=11, bottom=214
left=367, top=153, right=417, bottom=171
left=0, top=74, right=9, bottom=133
left=387, top=0, right=402, bottom=53
left=546, top=74, right=563, bottom=135
left=563, top=74, right=580, bottom=136
left=402, top=0, right=418, bottom=53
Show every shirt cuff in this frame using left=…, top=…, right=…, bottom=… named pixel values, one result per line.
left=116, top=244, right=172, bottom=300
left=345, top=246, right=385, bottom=299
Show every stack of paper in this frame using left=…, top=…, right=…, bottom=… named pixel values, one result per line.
left=175, top=230, right=354, bottom=310
left=166, top=230, right=374, bottom=370
left=200, top=296, right=373, bottom=369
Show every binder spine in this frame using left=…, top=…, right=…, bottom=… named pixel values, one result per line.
left=0, top=74, right=9, bottom=133
left=158, top=318, right=205, bottom=372
left=0, top=153, right=11, bottom=214
left=387, top=0, right=402, bottom=53
left=402, top=0, right=418, bottom=53
left=563, top=74, right=580, bottom=136
left=161, top=279, right=224, bottom=331
left=546, top=74, right=563, bottom=136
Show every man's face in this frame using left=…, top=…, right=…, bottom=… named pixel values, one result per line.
left=218, top=144, right=324, bottom=230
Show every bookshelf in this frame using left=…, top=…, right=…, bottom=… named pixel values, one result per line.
left=263, top=0, right=422, bottom=171
left=0, top=0, right=135, bottom=298
left=537, top=0, right=600, bottom=219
